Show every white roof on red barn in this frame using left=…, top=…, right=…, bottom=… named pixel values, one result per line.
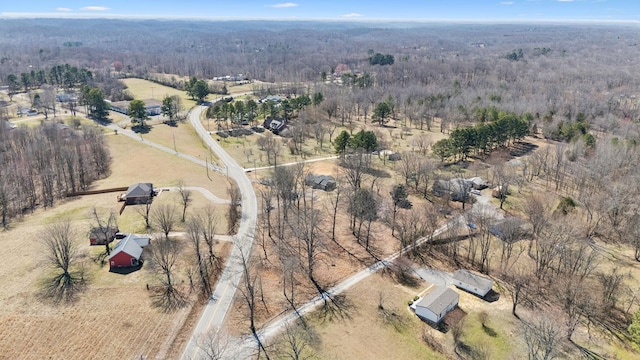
left=109, top=234, right=143, bottom=260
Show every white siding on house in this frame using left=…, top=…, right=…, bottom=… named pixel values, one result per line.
left=452, top=270, right=493, bottom=297
left=414, top=286, right=459, bottom=324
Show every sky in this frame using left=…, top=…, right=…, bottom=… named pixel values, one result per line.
left=1, top=0, right=639, bottom=22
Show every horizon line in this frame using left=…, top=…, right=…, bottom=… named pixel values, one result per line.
left=1, top=12, right=639, bottom=25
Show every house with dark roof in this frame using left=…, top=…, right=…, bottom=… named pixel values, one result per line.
left=263, top=117, right=287, bottom=134
left=413, top=286, right=459, bottom=324
left=452, top=270, right=493, bottom=297
left=109, top=234, right=144, bottom=269
left=305, top=174, right=337, bottom=191
left=121, top=183, right=154, bottom=205
left=433, top=178, right=472, bottom=202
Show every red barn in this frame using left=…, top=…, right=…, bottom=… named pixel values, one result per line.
left=89, top=226, right=119, bottom=246
left=109, top=234, right=143, bottom=269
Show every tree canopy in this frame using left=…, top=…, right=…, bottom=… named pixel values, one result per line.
left=128, top=99, right=149, bottom=128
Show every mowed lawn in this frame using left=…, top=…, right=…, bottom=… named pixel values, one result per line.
left=0, top=125, right=232, bottom=359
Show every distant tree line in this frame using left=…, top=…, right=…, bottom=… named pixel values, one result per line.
left=432, top=109, right=530, bottom=161
left=0, top=123, right=111, bottom=227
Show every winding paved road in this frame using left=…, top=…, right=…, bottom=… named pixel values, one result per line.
left=180, top=105, right=258, bottom=360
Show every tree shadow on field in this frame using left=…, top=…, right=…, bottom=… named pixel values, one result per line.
left=38, top=270, right=87, bottom=305
left=318, top=293, right=354, bottom=323
left=571, top=341, right=608, bottom=360
left=132, top=125, right=151, bottom=134
left=150, top=285, right=188, bottom=313
left=365, top=167, right=391, bottom=179
left=510, top=141, right=538, bottom=157
left=482, top=324, right=498, bottom=337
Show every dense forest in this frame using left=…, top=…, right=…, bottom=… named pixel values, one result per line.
left=1, top=20, right=640, bottom=141
left=0, top=123, right=111, bottom=227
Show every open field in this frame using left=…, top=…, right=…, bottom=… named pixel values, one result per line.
left=121, top=78, right=197, bottom=109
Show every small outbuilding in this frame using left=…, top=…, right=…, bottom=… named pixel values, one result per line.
left=414, top=286, right=459, bottom=324
left=305, top=174, right=337, bottom=191
left=121, top=183, right=154, bottom=205
left=89, top=226, right=119, bottom=245
left=452, top=270, right=493, bottom=297
left=109, top=234, right=144, bottom=269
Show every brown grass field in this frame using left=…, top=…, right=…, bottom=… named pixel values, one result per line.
left=0, top=120, right=233, bottom=359
left=121, top=78, right=197, bottom=109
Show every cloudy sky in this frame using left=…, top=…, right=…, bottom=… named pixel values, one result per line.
left=1, top=0, right=638, bottom=21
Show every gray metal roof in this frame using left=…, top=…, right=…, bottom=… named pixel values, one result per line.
left=416, top=286, right=459, bottom=315
left=109, top=234, right=143, bottom=260
left=453, top=270, right=493, bottom=290
left=126, top=183, right=153, bottom=198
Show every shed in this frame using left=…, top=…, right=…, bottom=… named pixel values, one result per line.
left=89, top=226, right=119, bottom=245
left=452, top=270, right=493, bottom=297
left=123, top=183, right=154, bottom=205
left=305, top=174, right=337, bottom=191
left=414, top=286, right=459, bottom=324
left=109, top=235, right=143, bottom=269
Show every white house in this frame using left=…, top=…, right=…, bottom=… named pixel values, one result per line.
left=452, top=269, right=493, bottom=297
left=414, top=286, right=459, bottom=324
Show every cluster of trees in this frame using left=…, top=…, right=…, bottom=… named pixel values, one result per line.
left=333, top=129, right=378, bottom=154
left=80, top=85, right=109, bottom=119
left=432, top=111, right=529, bottom=161
left=184, top=77, right=209, bottom=103
left=505, top=48, right=524, bottom=61
left=206, top=93, right=317, bottom=130
left=0, top=123, right=111, bottom=227
left=5, top=63, right=93, bottom=101
left=368, top=52, right=395, bottom=66
left=543, top=112, right=595, bottom=146
left=160, top=95, right=184, bottom=123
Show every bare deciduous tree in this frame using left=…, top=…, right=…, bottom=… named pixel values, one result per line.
left=194, top=328, right=229, bottom=360
left=177, top=179, right=192, bottom=222
left=41, top=221, right=85, bottom=303
left=237, top=245, right=270, bottom=359
left=522, top=313, right=564, bottom=360
left=148, top=235, right=185, bottom=311
left=152, top=203, right=178, bottom=240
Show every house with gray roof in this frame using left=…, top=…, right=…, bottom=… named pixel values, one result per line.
left=452, top=269, right=493, bottom=297
left=121, top=183, right=154, bottom=205
left=305, top=174, right=337, bottom=191
left=413, top=286, right=459, bottom=324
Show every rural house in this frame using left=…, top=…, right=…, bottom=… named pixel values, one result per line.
left=89, top=226, right=119, bottom=245
left=305, top=174, right=337, bottom=191
left=413, top=286, right=459, bottom=324
left=452, top=269, right=493, bottom=297
left=108, top=234, right=145, bottom=269
left=120, top=183, right=155, bottom=205
left=433, top=178, right=472, bottom=202
left=142, top=99, right=162, bottom=116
